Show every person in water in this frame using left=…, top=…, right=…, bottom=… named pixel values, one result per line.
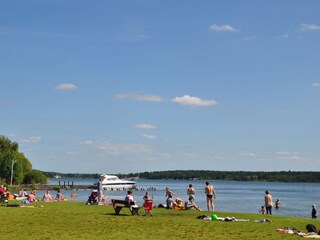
left=312, top=204, right=318, bottom=219
left=275, top=199, right=285, bottom=209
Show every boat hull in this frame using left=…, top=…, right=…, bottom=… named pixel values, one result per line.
left=101, top=182, right=137, bottom=190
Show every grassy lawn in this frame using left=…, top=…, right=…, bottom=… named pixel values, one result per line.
left=0, top=201, right=318, bottom=240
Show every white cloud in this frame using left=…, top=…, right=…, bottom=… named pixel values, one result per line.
left=142, top=134, right=157, bottom=140
left=133, top=124, right=157, bottom=129
left=55, top=83, right=77, bottom=90
left=171, top=95, right=218, bottom=107
left=209, top=24, right=239, bottom=32
left=311, top=83, right=320, bottom=87
left=115, top=93, right=164, bottom=102
left=240, top=152, right=256, bottom=157
left=300, top=24, right=320, bottom=31
left=23, top=136, right=42, bottom=143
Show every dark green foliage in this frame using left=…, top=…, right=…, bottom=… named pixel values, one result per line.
left=24, top=169, right=47, bottom=184
left=43, top=170, right=320, bottom=183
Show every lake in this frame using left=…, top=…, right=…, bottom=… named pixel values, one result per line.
left=40, top=178, right=320, bottom=218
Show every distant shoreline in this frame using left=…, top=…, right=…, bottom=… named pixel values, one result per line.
left=42, top=170, right=320, bottom=183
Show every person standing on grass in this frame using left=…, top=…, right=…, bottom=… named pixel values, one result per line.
left=264, top=190, right=273, bottom=215
left=205, top=181, right=216, bottom=212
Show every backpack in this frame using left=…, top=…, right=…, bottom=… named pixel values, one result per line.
left=306, top=224, right=317, bottom=233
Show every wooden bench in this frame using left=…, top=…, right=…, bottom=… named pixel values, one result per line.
left=111, top=199, right=139, bottom=215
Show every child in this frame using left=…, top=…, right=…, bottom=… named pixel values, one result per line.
left=312, top=204, right=318, bottom=219
left=259, top=205, right=266, bottom=214
left=142, top=192, right=149, bottom=207
left=143, top=192, right=153, bottom=216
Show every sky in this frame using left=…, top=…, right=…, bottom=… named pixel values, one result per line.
left=1, top=0, right=320, bottom=174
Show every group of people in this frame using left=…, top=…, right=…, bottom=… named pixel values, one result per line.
left=27, top=189, right=65, bottom=202
left=42, top=190, right=65, bottom=202
left=164, top=181, right=217, bottom=212
left=0, top=185, right=66, bottom=203
left=260, top=190, right=286, bottom=215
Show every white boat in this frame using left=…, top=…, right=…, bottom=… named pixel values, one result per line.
left=99, top=174, right=137, bottom=190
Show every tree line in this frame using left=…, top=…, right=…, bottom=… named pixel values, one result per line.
left=120, top=170, right=320, bottom=182
left=43, top=170, right=320, bottom=183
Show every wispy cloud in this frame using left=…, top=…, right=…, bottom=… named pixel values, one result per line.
left=82, top=140, right=155, bottom=154
left=142, top=134, right=157, bottom=140
left=209, top=24, right=239, bottom=32
left=23, top=136, right=42, bottom=143
left=240, top=152, right=256, bottom=157
left=115, top=93, right=164, bottom=102
left=133, top=124, right=157, bottom=129
left=171, top=95, right=218, bottom=107
left=300, top=23, right=320, bottom=32
left=276, top=151, right=302, bottom=161
left=55, top=83, right=77, bottom=90
left=311, top=83, right=320, bottom=88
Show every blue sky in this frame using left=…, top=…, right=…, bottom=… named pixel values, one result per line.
left=1, top=0, right=319, bottom=174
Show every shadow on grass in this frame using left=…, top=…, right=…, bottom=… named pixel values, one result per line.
left=105, top=213, right=137, bottom=217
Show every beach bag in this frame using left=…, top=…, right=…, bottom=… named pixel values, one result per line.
left=306, top=224, right=317, bottom=233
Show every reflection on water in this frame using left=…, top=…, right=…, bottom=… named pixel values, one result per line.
left=36, top=178, right=320, bottom=218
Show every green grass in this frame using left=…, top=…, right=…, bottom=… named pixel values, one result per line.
left=0, top=201, right=317, bottom=239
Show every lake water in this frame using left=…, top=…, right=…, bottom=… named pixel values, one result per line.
left=41, top=178, right=320, bottom=218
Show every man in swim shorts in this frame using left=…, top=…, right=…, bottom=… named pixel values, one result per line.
left=205, top=181, right=216, bottom=212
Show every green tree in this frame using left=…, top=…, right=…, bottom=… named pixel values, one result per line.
left=24, top=170, right=47, bottom=184
left=0, top=135, right=35, bottom=185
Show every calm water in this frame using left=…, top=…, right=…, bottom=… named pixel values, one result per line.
left=40, top=178, right=320, bottom=218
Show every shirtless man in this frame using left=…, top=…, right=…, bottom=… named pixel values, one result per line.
left=205, top=181, right=216, bottom=211
left=187, top=184, right=196, bottom=201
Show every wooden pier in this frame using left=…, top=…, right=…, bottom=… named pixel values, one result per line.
left=38, top=181, right=96, bottom=190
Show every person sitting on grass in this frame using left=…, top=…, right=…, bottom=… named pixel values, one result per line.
left=174, top=198, right=184, bottom=210
left=166, top=195, right=177, bottom=209
left=259, top=206, right=266, bottom=214
left=185, top=196, right=202, bottom=211
left=55, top=190, right=65, bottom=202
left=19, top=188, right=28, bottom=197
left=27, top=190, right=36, bottom=202
left=43, top=190, right=53, bottom=202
